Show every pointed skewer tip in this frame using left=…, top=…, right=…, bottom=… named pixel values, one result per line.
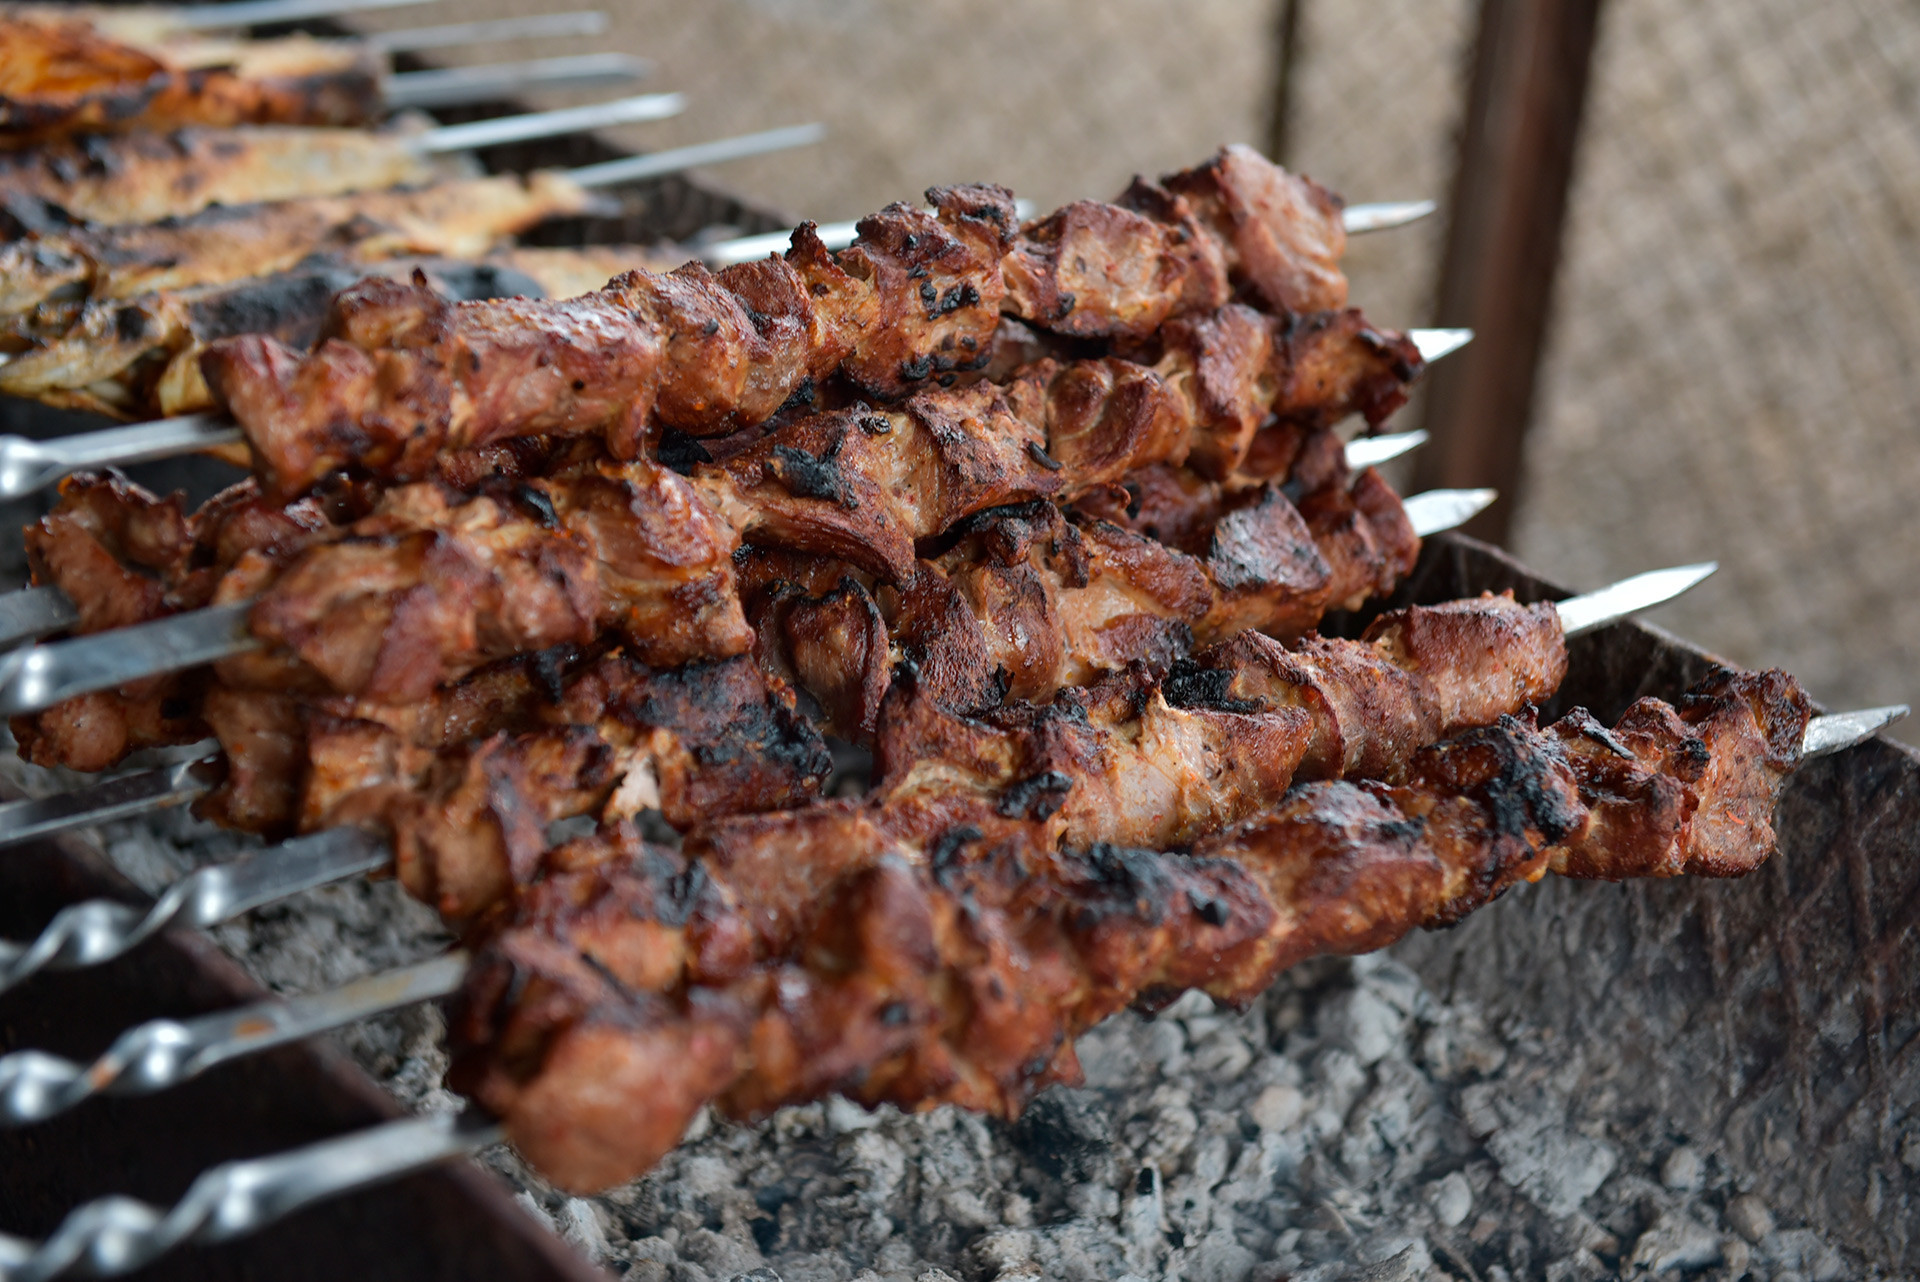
left=1411, top=328, right=1474, bottom=363
left=1555, top=561, right=1718, bottom=637
left=1802, top=705, right=1909, bottom=758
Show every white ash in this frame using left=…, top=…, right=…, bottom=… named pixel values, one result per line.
left=2, top=739, right=1882, bottom=1281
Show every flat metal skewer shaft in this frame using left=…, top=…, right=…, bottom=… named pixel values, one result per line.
left=366, top=11, right=608, bottom=54
left=0, top=757, right=217, bottom=850
left=568, top=123, right=829, bottom=188
left=165, top=0, right=432, bottom=31
left=384, top=53, right=653, bottom=110
left=0, top=587, right=77, bottom=651
left=0, top=952, right=466, bottom=1124
left=0, top=1111, right=501, bottom=1282
left=413, top=92, right=684, bottom=155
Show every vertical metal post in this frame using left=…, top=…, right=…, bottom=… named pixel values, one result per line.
left=1413, top=0, right=1607, bottom=544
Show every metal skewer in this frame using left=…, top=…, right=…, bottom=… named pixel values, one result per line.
left=701, top=198, right=1438, bottom=268
left=161, top=0, right=434, bottom=32
left=0, top=826, right=385, bottom=994
left=0, top=325, right=1454, bottom=505
left=0, top=1110, right=501, bottom=1282
left=409, top=92, right=685, bottom=154
left=0, top=698, right=1901, bottom=1281
left=383, top=53, right=653, bottom=110
left=567, top=122, right=829, bottom=188
left=0, top=553, right=1717, bottom=883
left=0, top=483, right=1485, bottom=720
left=364, top=11, right=609, bottom=54
left=0, top=952, right=466, bottom=1124
left=2, top=690, right=1898, bottom=1105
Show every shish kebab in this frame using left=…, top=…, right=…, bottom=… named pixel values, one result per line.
left=0, top=565, right=1722, bottom=1000
left=0, top=152, right=1455, bottom=676
left=0, top=430, right=1438, bottom=843
left=0, top=91, right=686, bottom=231
left=0, top=670, right=1900, bottom=1206
left=0, top=10, right=651, bottom=145
left=2, top=0, right=435, bottom=42
left=0, top=121, right=830, bottom=319
left=0, top=331, right=1464, bottom=733
left=1, top=419, right=1451, bottom=771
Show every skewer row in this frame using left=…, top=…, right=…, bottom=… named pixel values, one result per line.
left=0, top=22, right=1898, bottom=1270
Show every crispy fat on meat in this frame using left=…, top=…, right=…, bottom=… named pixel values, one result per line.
left=0, top=18, right=382, bottom=144
left=451, top=669, right=1810, bottom=1193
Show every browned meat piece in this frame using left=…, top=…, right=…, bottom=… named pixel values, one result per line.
left=1151, top=143, right=1348, bottom=315
left=0, top=18, right=382, bottom=146
left=687, top=380, right=1062, bottom=582
left=299, top=650, right=831, bottom=920
left=1268, top=309, right=1425, bottom=433
left=206, top=278, right=662, bottom=500
left=1167, top=591, right=1569, bottom=781
left=236, top=457, right=749, bottom=704
left=0, top=171, right=591, bottom=317
left=449, top=668, right=1811, bottom=1193
left=745, top=446, right=1422, bottom=742
left=9, top=470, right=324, bottom=771
left=834, top=185, right=1016, bottom=399
left=0, top=250, right=640, bottom=421
left=0, top=126, right=447, bottom=228
left=22, top=470, right=191, bottom=632
left=1003, top=198, right=1230, bottom=341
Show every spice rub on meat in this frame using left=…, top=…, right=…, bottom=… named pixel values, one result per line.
left=449, top=668, right=1810, bottom=1193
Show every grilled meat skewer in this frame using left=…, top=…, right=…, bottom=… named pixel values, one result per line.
left=204, top=147, right=1422, bottom=498
left=0, top=96, right=686, bottom=230
left=0, top=15, right=387, bottom=145
left=450, top=667, right=1813, bottom=1192
left=0, top=170, right=595, bottom=318
left=0, top=245, right=680, bottom=419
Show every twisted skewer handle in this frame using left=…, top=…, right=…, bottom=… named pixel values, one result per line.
left=0, top=1112, right=501, bottom=1282
left=0, top=953, right=466, bottom=1125
left=0, top=828, right=387, bottom=996
left=0, top=758, right=219, bottom=852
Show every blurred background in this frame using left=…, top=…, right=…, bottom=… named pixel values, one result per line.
left=356, top=0, right=1920, bottom=739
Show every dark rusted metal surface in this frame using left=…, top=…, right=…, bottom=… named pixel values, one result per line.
left=1414, top=0, right=1607, bottom=544
left=0, top=832, right=610, bottom=1282
left=1380, top=533, right=1920, bottom=1271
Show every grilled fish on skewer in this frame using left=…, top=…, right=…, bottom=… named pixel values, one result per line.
left=0, top=681, right=1894, bottom=1280
left=0, top=569, right=1744, bottom=995
left=0, top=95, right=686, bottom=229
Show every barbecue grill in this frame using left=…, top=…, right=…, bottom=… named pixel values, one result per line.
left=0, top=4, right=1913, bottom=1279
